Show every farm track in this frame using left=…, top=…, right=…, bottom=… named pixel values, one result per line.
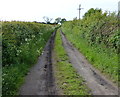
left=19, top=29, right=118, bottom=96
left=60, top=31, right=118, bottom=96
left=19, top=31, right=58, bottom=95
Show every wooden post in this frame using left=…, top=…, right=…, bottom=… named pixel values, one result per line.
left=77, top=4, right=83, bottom=19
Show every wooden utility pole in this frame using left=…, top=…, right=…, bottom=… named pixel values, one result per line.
left=77, top=4, right=83, bottom=19
left=118, top=1, right=120, bottom=18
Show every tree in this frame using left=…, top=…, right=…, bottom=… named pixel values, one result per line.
left=73, top=17, right=77, bottom=20
left=83, top=8, right=102, bottom=18
left=54, top=17, right=61, bottom=24
left=43, top=16, right=53, bottom=24
left=60, top=18, right=67, bottom=24
left=54, top=18, right=66, bottom=24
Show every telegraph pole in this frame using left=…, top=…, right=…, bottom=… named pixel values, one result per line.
left=118, top=1, right=120, bottom=18
left=77, top=4, right=83, bottom=19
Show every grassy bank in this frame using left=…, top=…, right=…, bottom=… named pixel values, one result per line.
left=53, top=29, right=90, bottom=95
left=2, top=21, right=56, bottom=96
left=61, top=9, right=118, bottom=84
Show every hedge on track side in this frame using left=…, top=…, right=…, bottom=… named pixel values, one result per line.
left=2, top=21, right=56, bottom=96
left=62, top=9, right=119, bottom=84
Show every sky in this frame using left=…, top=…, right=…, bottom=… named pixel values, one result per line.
left=0, top=0, right=119, bottom=22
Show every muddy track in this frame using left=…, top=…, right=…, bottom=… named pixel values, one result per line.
left=60, top=31, right=118, bottom=96
left=19, top=29, right=118, bottom=96
left=19, top=31, right=58, bottom=95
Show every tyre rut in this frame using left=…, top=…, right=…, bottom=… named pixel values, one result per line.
left=60, top=31, right=118, bottom=96
left=19, top=31, right=58, bottom=95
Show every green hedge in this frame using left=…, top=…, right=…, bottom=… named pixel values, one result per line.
left=2, top=21, right=55, bottom=96
left=62, top=9, right=118, bottom=84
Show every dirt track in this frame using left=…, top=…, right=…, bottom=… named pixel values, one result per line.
left=19, top=29, right=118, bottom=96
left=19, top=31, right=58, bottom=95
left=60, top=31, right=118, bottom=96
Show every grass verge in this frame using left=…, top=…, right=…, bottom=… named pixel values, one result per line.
left=62, top=27, right=118, bottom=84
left=53, top=29, right=90, bottom=95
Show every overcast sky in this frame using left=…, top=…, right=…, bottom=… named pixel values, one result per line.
left=0, top=0, right=119, bottom=22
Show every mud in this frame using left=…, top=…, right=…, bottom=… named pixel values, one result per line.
left=60, top=31, right=118, bottom=96
left=19, top=31, right=58, bottom=95
left=19, top=29, right=119, bottom=96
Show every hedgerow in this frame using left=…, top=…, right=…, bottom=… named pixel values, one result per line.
left=2, top=21, right=55, bottom=96
left=62, top=9, right=119, bottom=83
